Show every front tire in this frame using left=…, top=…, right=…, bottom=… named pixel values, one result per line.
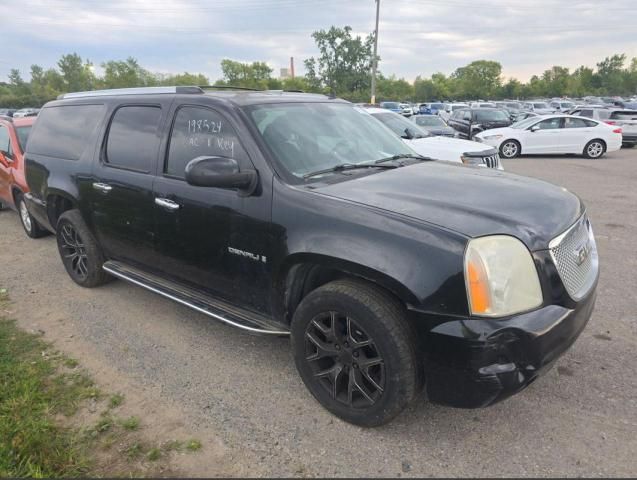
left=291, top=279, right=421, bottom=427
left=56, top=209, right=111, bottom=288
left=583, top=139, right=605, bottom=158
left=500, top=139, right=520, bottom=159
left=17, top=195, right=47, bottom=238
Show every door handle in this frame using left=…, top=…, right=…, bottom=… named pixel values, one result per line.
left=155, top=197, right=180, bottom=211
left=92, top=182, right=112, bottom=192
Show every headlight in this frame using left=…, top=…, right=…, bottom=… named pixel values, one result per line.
left=482, top=134, right=503, bottom=140
left=464, top=235, right=543, bottom=317
left=461, top=154, right=484, bottom=166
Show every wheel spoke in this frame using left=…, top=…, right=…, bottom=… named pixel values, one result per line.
left=315, top=363, right=344, bottom=399
left=346, top=317, right=372, bottom=348
left=348, top=368, right=374, bottom=405
left=305, top=331, right=338, bottom=361
left=361, top=368, right=384, bottom=393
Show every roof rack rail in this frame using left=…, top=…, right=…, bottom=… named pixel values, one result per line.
left=57, top=86, right=204, bottom=100
left=198, top=85, right=262, bottom=92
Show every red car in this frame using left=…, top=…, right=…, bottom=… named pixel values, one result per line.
left=0, top=115, right=47, bottom=237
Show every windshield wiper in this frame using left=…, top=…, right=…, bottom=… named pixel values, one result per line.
left=374, top=153, right=432, bottom=164
left=303, top=162, right=398, bottom=179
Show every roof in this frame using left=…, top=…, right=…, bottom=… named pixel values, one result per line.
left=55, top=86, right=342, bottom=107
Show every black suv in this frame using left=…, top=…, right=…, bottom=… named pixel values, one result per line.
left=447, top=107, right=513, bottom=139
left=24, top=87, right=599, bottom=426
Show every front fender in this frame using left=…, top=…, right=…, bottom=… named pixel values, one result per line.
left=271, top=180, right=470, bottom=318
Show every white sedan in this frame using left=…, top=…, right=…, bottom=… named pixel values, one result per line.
left=365, top=107, right=503, bottom=169
left=474, top=115, right=623, bottom=159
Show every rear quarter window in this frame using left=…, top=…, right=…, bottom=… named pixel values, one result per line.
left=609, top=111, right=637, bottom=120
left=27, top=104, right=105, bottom=160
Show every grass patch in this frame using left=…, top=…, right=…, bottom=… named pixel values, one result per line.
left=0, top=318, right=90, bottom=477
left=186, top=439, right=202, bottom=452
left=0, top=289, right=203, bottom=477
left=120, top=416, right=140, bottom=431
left=146, top=448, right=162, bottom=461
left=108, top=393, right=125, bottom=409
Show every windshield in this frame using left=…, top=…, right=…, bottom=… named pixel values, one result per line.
left=248, top=103, right=415, bottom=180
left=16, top=126, right=32, bottom=151
left=533, top=103, right=549, bottom=108
left=430, top=103, right=445, bottom=109
left=511, top=117, right=540, bottom=129
left=380, top=102, right=400, bottom=109
left=451, top=105, right=467, bottom=111
left=475, top=110, right=509, bottom=122
left=372, top=112, right=432, bottom=139
left=414, top=116, right=445, bottom=127
left=560, top=102, right=574, bottom=108
left=506, top=102, right=521, bottom=109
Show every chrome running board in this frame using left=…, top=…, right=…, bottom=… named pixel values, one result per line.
left=102, top=261, right=289, bottom=336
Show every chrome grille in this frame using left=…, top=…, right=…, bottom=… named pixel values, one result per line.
left=549, top=215, right=598, bottom=300
left=481, top=153, right=500, bottom=169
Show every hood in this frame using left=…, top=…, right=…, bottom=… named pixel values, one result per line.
left=405, top=135, right=492, bottom=162
left=316, top=161, right=582, bottom=251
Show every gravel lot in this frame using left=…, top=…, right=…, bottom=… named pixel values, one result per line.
left=1, top=148, right=636, bottom=477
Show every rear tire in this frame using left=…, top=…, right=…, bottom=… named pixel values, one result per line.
left=499, top=140, right=520, bottom=159
left=56, top=209, right=112, bottom=288
left=291, top=279, right=422, bottom=427
left=583, top=139, right=605, bottom=158
left=17, top=195, right=48, bottom=238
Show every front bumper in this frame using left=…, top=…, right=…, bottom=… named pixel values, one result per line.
left=422, top=286, right=596, bottom=408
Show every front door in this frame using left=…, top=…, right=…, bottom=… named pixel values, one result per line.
left=153, top=105, right=273, bottom=314
left=90, top=103, right=168, bottom=267
left=523, top=117, right=564, bottom=154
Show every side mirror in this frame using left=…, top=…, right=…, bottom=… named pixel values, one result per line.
left=185, top=156, right=258, bottom=195
left=402, top=128, right=415, bottom=140
left=530, top=125, right=540, bottom=132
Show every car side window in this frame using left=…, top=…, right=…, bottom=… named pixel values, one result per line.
left=463, top=110, right=472, bottom=121
left=580, top=109, right=593, bottom=118
left=105, top=106, right=162, bottom=173
left=564, top=118, right=588, bottom=128
left=165, top=106, right=248, bottom=179
left=583, top=119, right=598, bottom=127
left=535, top=118, right=562, bottom=130
left=0, top=126, right=10, bottom=158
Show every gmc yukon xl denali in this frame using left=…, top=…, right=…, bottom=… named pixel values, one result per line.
left=24, top=87, right=599, bottom=426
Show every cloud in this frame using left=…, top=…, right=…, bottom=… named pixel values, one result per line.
left=1, top=0, right=636, bottom=83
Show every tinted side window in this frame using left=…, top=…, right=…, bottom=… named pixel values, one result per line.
left=536, top=118, right=562, bottom=130
left=463, top=110, right=472, bottom=121
left=579, top=109, right=593, bottom=118
left=27, top=105, right=105, bottom=160
left=564, top=118, right=588, bottom=128
left=105, top=106, right=162, bottom=173
left=165, top=106, right=247, bottom=178
left=0, top=126, right=9, bottom=155
left=583, top=119, right=598, bottom=127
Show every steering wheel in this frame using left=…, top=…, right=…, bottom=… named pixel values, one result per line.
left=329, top=139, right=357, bottom=162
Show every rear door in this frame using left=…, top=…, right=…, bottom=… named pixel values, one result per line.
left=561, top=117, right=596, bottom=152
left=90, top=101, right=170, bottom=267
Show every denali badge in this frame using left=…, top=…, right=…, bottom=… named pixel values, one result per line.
left=228, top=246, right=267, bottom=263
left=574, top=241, right=591, bottom=266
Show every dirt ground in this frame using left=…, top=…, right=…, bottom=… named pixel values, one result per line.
left=1, top=148, right=636, bottom=477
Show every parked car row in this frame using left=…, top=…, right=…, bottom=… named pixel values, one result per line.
left=0, top=107, right=40, bottom=118
left=0, top=87, right=602, bottom=428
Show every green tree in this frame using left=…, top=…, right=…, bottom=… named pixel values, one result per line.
left=100, top=57, right=155, bottom=88
left=57, top=53, right=95, bottom=92
left=218, top=59, right=273, bottom=89
left=304, top=26, right=374, bottom=97
left=541, top=66, right=570, bottom=97
left=451, top=60, right=502, bottom=99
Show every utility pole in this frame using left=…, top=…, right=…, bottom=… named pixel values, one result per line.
left=370, top=0, right=380, bottom=104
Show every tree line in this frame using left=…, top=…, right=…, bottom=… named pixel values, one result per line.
left=1, top=25, right=636, bottom=108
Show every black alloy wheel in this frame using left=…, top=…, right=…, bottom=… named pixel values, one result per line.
left=59, top=223, right=89, bottom=281
left=304, top=311, right=385, bottom=408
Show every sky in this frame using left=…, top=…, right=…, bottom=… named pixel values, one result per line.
left=2, top=0, right=636, bottom=84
